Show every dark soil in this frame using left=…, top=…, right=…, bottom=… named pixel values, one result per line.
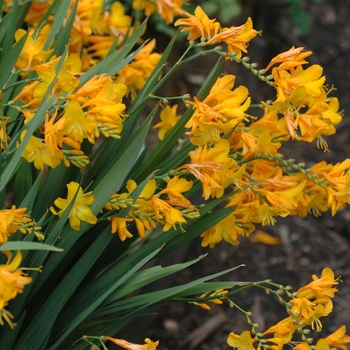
left=118, top=1, right=350, bottom=349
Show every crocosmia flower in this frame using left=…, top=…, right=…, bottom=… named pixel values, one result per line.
left=50, top=181, right=97, bottom=231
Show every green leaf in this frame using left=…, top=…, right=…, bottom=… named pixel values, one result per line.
left=0, top=49, right=68, bottom=191
left=49, top=247, right=163, bottom=349
left=26, top=110, right=151, bottom=305
left=19, top=172, right=43, bottom=212
left=0, top=34, right=26, bottom=89
left=1, top=0, right=18, bottom=61
left=15, top=225, right=115, bottom=350
left=0, top=242, right=62, bottom=252
left=13, top=160, right=33, bottom=206
left=44, top=0, right=72, bottom=50
left=90, top=112, right=152, bottom=210
left=90, top=106, right=157, bottom=186
left=52, top=0, right=77, bottom=56
left=94, top=265, right=244, bottom=337
left=34, top=0, right=61, bottom=37
left=103, top=255, right=206, bottom=306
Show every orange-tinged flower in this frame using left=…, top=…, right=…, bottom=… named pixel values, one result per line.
left=175, top=5, right=221, bottom=40
left=0, top=250, right=33, bottom=328
left=186, top=75, right=250, bottom=145
left=156, top=0, right=184, bottom=24
left=262, top=316, right=296, bottom=339
left=104, top=1, right=132, bottom=41
left=63, top=100, right=98, bottom=144
left=14, top=27, right=52, bottom=70
left=151, top=197, right=187, bottom=231
left=158, top=176, right=193, bottom=201
left=207, top=17, right=260, bottom=57
left=0, top=206, right=28, bottom=244
left=262, top=180, right=306, bottom=210
left=20, top=130, right=61, bottom=170
left=297, top=267, right=338, bottom=299
left=153, top=105, right=181, bottom=140
left=177, top=140, right=232, bottom=199
left=308, top=300, right=333, bottom=331
left=106, top=336, right=159, bottom=349
left=325, top=325, right=350, bottom=350
left=227, top=330, right=255, bottom=350
left=315, top=339, right=331, bottom=350
left=265, top=46, right=312, bottom=72
left=43, top=111, right=67, bottom=161
left=290, top=297, right=317, bottom=319
left=252, top=204, right=289, bottom=226
left=110, top=217, right=133, bottom=241
left=50, top=181, right=97, bottom=231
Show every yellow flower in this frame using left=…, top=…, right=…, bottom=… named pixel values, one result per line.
left=21, top=130, right=61, bottom=170
left=186, top=75, right=250, bottom=145
left=106, top=2, right=132, bottom=37
left=106, top=336, right=159, bottom=350
left=227, top=330, right=256, bottom=350
left=260, top=180, right=306, bottom=210
left=262, top=316, right=296, bottom=338
left=295, top=339, right=330, bottom=350
left=177, top=139, right=239, bottom=199
left=0, top=206, right=29, bottom=244
left=325, top=325, right=350, bottom=350
left=14, top=27, right=52, bottom=70
left=158, top=176, right=193, bottom=203
left=110, top=217, right=133, bottom=241
left=33, top=56, right=79, bottom=99
left=50, top=181, right=97, bottom=231
left=175, top=5, right=221, bottom=40
left=290, top=297, right=317, bottom=320
left=265, top=46, right=312, bottom=72
left=0, top=251, right=33, bottom=328
left=63, top=100, right=98, bottom=144
left=297, top=267, right=338, bottom=299
left=295, top=344, right=312, bottom=350
left=153, top=105, right=181, bottom=140
left=207, top=17, right=260, bottom=58
left=133, top=0, right=183, bottom=24
left=151, top=197, right=187, bottom=231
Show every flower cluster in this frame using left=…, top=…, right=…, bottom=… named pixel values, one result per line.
left=104, top=177, right=199, bottom=240
left=1, top=2, right=349, bottom=348
left=227, top=268, right=350, bottom=350
left=264, top=46, right=342, bottom=148
left=0, top=206, right=43, bottom=243
left=0, top=251, right=38, bottom=329
left=4, top=0, right=162, bottom=171
left=175, top=6, right=260, bottom=57
left=170, top=7, right=346, bottom=248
